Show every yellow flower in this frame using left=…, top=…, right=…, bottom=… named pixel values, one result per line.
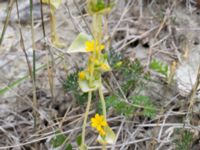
left=86, top=40, right=105, bottom=52
left=100, top=63, right=110, bottom=71
left=98, top=128, right=106, bottom=136
left=79, top=71, right=86, bottom=80
left=91, top=114, right=108, bottom=136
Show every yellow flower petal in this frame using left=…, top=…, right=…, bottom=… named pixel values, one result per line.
left=79, top=71, right=86, bottom=80
left=85, top=41, right=94, bottom=52
left=101, top=121, right=107, bottom=127
left=96, top=126, right=102, bottom=131
left=99, top=129, right=106, bottom=136
left=85, top=40, right=105, bottom=52
left=90, top=114, right=108, bottom=136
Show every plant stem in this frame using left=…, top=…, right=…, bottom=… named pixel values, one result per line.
left=29, top=0, right=38, bottom=132
left=81, top=91, right=92, bottom=148
left=50, top=7, right=57, bottom=42
left=99, top=81, right=106, bottom=119
left=102, top=145, right=106, bottom=150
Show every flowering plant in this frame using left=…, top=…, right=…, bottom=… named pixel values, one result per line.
left=68, top=0, right=115, bottom=149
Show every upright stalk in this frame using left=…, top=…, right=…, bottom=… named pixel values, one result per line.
left=99, top=83, right=107, bottom=150
left=99, top=81, right=106, bottom=119
left=29, top=0, right=38, bottom=131
left=81, top=91, right=92, bottom=148
left=50, top=7, right=57, bottom=42
left=79, top=1, right=115, bottom=149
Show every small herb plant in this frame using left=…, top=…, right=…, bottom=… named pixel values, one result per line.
left=63, top=0, right=158, bottom=149
left=68, top=0, right=115, bottom=149
left=63, top=70, right=88, bottom=105
left=117, top=59, right=145, bottom=96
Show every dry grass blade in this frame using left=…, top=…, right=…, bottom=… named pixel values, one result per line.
left=0, top=0, right=15, bottom=45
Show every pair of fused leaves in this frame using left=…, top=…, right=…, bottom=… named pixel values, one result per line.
left=97, top=126, right=116, bottom=145
left=87, top=0, right=113, bottom=15
left=79, top=76, right=102, bottom=93
left=68, top=33, right=92, bottom=53
left=76, top=128, right=115, bottom=150
left=68, top=33, right=110, bottom=92
left=42, top=0, right=62, bottom=9
left=79, top=57, right=110, bottom=92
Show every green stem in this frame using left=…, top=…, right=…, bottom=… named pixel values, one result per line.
left=102, top=145, right=106, bottom=150
left=92, top=14, right=102, bottom=60
left=99, top=81, right=106, bottom=119
left=50, top=7, right=57, bottom=42
left=29, top=0, right=38, bottom=131
left=81, top=91, right=92, bottom=149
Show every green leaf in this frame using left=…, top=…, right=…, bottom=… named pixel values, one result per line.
left=76, top=135, right=82, bottom=146
left=67, top=33, right=92, bottom=53
left=63, top=71, right=88, bottom=105
left=102, top=95, right=134, bottom=117
left=132, top=95, right=156, bottom=118
left=66, top=144, right=73, bottom=150
left=150, top=59, right=168, bottom=77
left=97, top=126, right=116, bottom=145
left=0, top=75, right=27, bottom=95
left=102, top=94, right=157, bottom=118
left=50, top=131, right=67, bottom=148
left=175, top=129, right=193, bottom=150
left=115, top=59, right=144, bottom=96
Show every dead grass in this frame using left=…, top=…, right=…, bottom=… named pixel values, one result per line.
left=0, top=0, right=199, bottom=149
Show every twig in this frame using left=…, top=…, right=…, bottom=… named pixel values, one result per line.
left=111, top=117, right=125, bottom=150
left=0, top=0, right=15, bottom=45
left=64, top=1, right=80, bottom=32
left=73, top=0, right=92, bottom=35
left=187, top=65, right=200, bottom=117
